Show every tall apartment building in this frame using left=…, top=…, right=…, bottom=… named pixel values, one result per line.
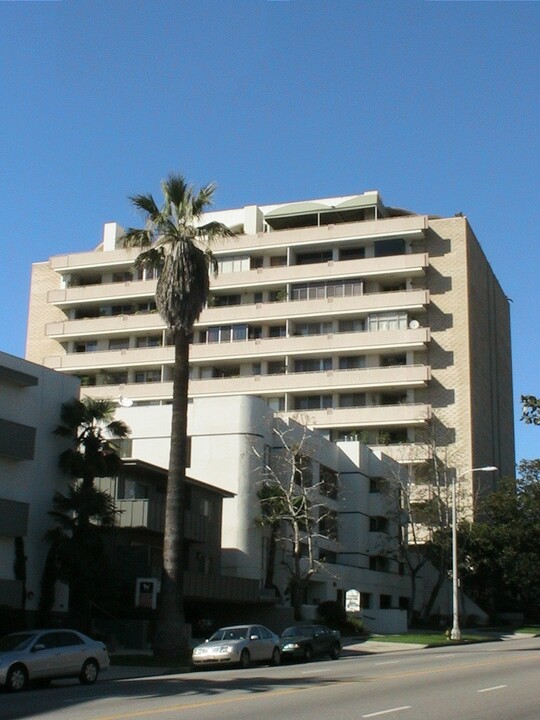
left=26, top=191, right=514, bottom=506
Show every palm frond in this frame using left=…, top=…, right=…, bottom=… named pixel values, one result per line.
left=122, top=227, right=153, bottom=248
left=162, top=174, right=189, bottom=210
left=129, top=193, right=160, bottom=220
left=134, top=246, right=165, bottom=271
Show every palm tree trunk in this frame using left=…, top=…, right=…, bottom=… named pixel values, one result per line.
left=153, top=330, right=190, bottom=661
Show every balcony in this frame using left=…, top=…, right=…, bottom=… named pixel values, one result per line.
left=282, top=402, right=432, bottom=430
left=46, top=312, right=165, bottom=340
left=191, top=327, right=430, bottom=363
left=43, top=346, right=174, bottom=371
left=48, top=279, right=157, bottom=307
left=199, top=289, right=429, bottom=326
left=114, top=501, right=210, bottom=542
left=50, top=247, right=140, bottom=273
left=216, top=213, right=428, bottom=251
left=76, top=365, right=431, bottom=404
left=210, top=252, right=429, bottom=291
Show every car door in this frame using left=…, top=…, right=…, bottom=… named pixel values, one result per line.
left=256, top=626, right=275, bottom=661
left=54, top=631, right=87, bottom=676
left=311, top=626, right=329, bottom=655
left=247, top=626, right=264, bottom=661
left=27, top=632, right=65, bottom=679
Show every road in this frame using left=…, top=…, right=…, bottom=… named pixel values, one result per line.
left=2, top=636, right=539, bottom=720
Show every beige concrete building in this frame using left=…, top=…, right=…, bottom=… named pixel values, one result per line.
left=26, top=191, right=514, bottom=508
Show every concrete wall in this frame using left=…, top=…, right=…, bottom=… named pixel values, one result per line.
left=0, top=351, right=80, bottom=614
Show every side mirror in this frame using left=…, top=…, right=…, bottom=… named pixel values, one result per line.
left=32, top=644, right=46, bottom=652
left=250, top=635, right=258, bottom=641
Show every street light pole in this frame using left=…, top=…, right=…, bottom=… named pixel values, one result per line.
left=450, top=465, right=497, bottom=641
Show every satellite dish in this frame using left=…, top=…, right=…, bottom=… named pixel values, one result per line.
left=118, top=396, right=133, bottom=407
left=408, top=319, right=420, bottom=329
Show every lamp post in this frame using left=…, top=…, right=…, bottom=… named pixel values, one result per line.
left=450, top=465, right=497, bottom=641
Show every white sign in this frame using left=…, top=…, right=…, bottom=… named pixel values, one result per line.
left=345, top=588, right=361, bottom=612
left=135, top=577, right=159, bottom=609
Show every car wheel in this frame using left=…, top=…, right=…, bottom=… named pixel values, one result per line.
left=6, top=665, right=28, bottom=692
left=239, top=649, right=250, bottom=669
left=79, top=659, right=99, bottom=685
left=270, top=647, right=281, bottom=666
left=330, top=643, right=341, bottom=660
left=303, top=645, right=313, bottom=662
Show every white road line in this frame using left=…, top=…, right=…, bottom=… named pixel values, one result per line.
left=478, top=685, right=507, bottom=693
left=363, top=706, right=411, bottom=717
left=374, top=660, right=400, bottom=666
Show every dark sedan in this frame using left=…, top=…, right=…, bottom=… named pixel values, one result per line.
left=280, top=624, right=341, bottom=662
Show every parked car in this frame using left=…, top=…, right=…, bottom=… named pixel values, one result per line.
left=192, top=624, right=281, bottom=668
left=0, top=629, right=109, bottom=692
left=280, top=624, right=341, bottom=662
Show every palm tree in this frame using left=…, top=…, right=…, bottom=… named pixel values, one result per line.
left=54, top=397, right=130, bottom=492
left=42, top=485, right=118, bottom=630
left=122, top=173, right=234, bottom=660
left=50, top=397, right=129, bottom=629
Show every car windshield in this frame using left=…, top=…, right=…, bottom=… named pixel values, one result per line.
left=282, top=626, right=308, bottom=638
left=0, top=633, right=36, bottom=652
left=209, top=627, right=248, bottom=641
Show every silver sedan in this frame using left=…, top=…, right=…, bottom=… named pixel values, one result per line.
left=192, top=624, right=281, bottom=668
left=0, top=629, right=110, bottom=691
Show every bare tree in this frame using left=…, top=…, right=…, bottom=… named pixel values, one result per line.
left=380, top=418, right=465, bottom=623
left=253, top=420, right=339, bottom=621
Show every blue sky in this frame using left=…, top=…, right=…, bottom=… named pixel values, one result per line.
left=1, top=0, right=538, bottom=463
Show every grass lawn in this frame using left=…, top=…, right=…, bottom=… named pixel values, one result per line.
left=515, top=626, right=540, bottom=635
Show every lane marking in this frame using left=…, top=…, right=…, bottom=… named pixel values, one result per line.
left=77, top=652, right=534, bottom=720
left=363, top=706, right=411, bottom=717
left=478, top=684, right=507, bottom=693
left=374, top=661, right=399, bottom=666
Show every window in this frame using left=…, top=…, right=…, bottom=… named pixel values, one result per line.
left=369, top=556, right=389, bottom=572
left=293, top=395, right=332, bottom=410
left=268, top=325, right=286, bottom=338
left=212, top=365, right=240, bottom=378
left=251, top=256, right=264, bottom=270
left=294, top=454, right=313, bottom=487
left=380, top=392, right=407, bottom=405
left=134, top=370, right=161, bottom=383
left=369, top=516, right=389, bottom=533
left=252, top=363, right=261, bottom=375
left=254, top=292, right=263, bottom=304
left=112, top=272, right=133, bottom=283
left=108, top=338, right=130, bottom=351
left=338, top=393, right=366, bottom=408
left=360, top=592, right=371, bottom=609
left=270, top=255, right=287, bottom=267
left=291, top=280, right=362, bottom=301
left=105, top=371, right=128, bottom=385
left=339, top=318, right=365, bottom=333
left=136, top=335, right=162, bottom=348
left=203, top=325, right=248, bottom=343
left=370, top=477, right=383, bottom=493
left=368, top=312, right=407, bottom=332
left=380, top=353, right=407, bottom=367
left=217, top=255, right=250, bottom=274
left=294, top=358, right=332, bottom=373
left=121, top=479, right=149, bottom=500
left=294, top=321, right=333, bottom=336
left=248, top=325, right=262, bottom=340
left=339, top=355, right=365, bottom=370
left=267, top=397, right=285, bottom=412
left=111, top=304, right=135, bottom=316
left=320, top=466, right=338, bottom=499
left=339, top=246, right=365, bottom=261
left=136, top=301, right=157, bottom=314
left=75, top=341, right=97, bottom=353
left=296, top=250, right=332, bottom=265
left=136, top=266, right=160, bottom=281
left=380, top=594, right=393, bottom=609
left=374, top=238, right=406, bottom=257
left=268, top=360, right=285, bottom=375
left=213, top=294, right=242, bottom=307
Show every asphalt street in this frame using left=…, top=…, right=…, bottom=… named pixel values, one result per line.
left=1, top=635, right=539, bottom=720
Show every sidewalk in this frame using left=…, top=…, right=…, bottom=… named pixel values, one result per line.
left=104, top=637, right=425, bottom=681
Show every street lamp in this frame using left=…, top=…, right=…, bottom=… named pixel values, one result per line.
left=450, top=465, right=497, bottom=641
